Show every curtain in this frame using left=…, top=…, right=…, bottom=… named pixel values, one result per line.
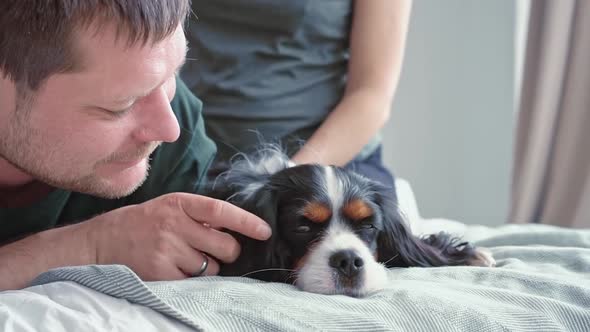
left=510, top=0, right=590, bottom=228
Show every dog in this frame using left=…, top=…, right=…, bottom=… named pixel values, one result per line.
left=209, top=146, right=495, bottom=297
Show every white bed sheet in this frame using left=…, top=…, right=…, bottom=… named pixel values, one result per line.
left=0, top=281, right=192, bottom=332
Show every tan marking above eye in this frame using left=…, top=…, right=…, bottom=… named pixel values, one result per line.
left=302, top=201, right=332, bottom=223
left=342, top=199, right=373, bottom=221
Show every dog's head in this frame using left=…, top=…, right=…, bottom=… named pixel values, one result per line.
left=212, top=147, right=490, bottom=297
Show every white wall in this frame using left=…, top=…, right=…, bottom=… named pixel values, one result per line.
left=382, top=0, right=520, bottom=226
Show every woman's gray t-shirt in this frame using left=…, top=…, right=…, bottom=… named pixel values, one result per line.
left=181, top=0, right=380, bottom=162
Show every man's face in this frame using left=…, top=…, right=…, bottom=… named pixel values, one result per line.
left=0, top=22, right=187, bottom=198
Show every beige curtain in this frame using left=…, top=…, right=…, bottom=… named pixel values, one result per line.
left=510, top=0, right=590, bottom=228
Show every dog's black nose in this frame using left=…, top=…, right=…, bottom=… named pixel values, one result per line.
left=329, top=250, right=364, bottom=278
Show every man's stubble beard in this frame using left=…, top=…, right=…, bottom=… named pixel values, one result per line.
left=0, top=100, right=157, bottom=199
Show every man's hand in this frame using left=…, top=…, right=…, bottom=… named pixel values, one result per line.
left=84, top=192, right=271, bottom=280
left=0, top=192, right=271, bottom=291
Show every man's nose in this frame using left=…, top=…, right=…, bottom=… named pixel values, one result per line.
left=133, top=87, right=181, bottom=144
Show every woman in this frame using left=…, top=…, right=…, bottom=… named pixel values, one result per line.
left=181, top=0, right=412, bottom=190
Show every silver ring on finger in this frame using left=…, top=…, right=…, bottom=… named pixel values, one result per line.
left=192, top=252, right=209, bottom=277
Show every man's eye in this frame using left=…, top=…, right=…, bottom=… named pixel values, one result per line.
left=98, top=104, right=134, bottom=118
left=109, top=105, right=133, bottom=117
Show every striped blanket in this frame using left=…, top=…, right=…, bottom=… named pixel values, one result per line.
left=27, top=223, right=590, bottom=332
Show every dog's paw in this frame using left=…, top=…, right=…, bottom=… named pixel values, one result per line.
left=468, top=247, right=496, bottom=267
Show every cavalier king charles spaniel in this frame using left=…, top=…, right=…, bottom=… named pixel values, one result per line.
left=209, top=146, right=495, bottom=297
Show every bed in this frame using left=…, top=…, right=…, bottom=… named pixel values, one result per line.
left=1, top=180, right=589, bottom=332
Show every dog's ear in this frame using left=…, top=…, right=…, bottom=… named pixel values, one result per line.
left=374, top=186, right=478, bottom=268
left=219, top=186, right=292, bottom=282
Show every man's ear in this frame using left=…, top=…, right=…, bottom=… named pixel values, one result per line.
left=219, top=187, right=291, bottom=282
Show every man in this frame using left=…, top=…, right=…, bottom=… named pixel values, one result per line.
left=0, top=0, right=271, bottom=291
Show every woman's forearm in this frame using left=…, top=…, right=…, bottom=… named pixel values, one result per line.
left=291, top=89, right=392, bottom=166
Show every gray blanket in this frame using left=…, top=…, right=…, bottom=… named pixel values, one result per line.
left=31, top=224, right=590, bottom=332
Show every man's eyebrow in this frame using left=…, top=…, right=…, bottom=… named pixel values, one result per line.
left=110, top=48, right=188, bottom=106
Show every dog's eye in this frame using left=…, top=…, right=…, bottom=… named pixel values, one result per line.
left=357, top=216, right=375, bottom=229
left=358, top=224, right=375, bottom=230
left=295, top=225, right=311, bottom=233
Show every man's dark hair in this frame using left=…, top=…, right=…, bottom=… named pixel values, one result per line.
left=0, top=0, right=191, bottom=92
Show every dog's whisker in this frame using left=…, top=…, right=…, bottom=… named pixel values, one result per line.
left=288, top=274, right=298, bottom=281
left=240, top=268, right=296, bottom=278
left=382, top=254, right=399, bottom=266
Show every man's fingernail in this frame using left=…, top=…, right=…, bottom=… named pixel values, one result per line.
left=257, top=224, right=272, bottom=238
